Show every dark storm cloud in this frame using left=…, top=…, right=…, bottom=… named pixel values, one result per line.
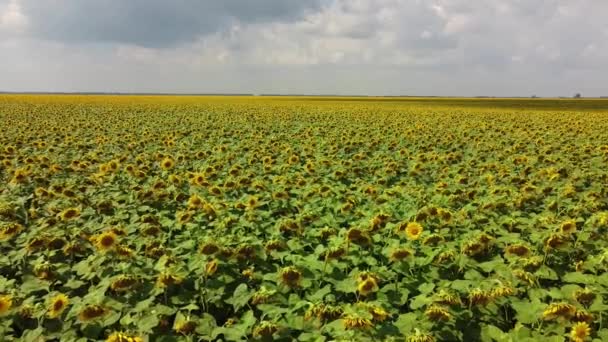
left=18, top=0, right=323, bottom=47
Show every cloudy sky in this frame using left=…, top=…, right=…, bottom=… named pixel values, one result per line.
left=1, top=0, right=607, bottom=96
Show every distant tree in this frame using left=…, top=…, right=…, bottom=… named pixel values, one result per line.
left=574, top=93, right=582, bottom=98
left=531, top=95, right=538, bottom=98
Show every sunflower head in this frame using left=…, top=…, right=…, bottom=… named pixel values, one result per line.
left=253, top=321, right=279, bottom=338
left=0, top=222, right=23, bottom=241
left=48, top=293, right=69, bottom=319
left=424, top=304, right=452, bottom=321
left=401, top=222, right=423, bottom=240
left=78, top=305, right=108, bottom=322
left=573, top=289, right=596, bottom=307
left=560, top=220, right=578, bottom=235
left=160, top=157, right=175, bottom=170
left=468, top=288, right=493, bottom=307
left=357, top=276, right=379, bottom=297
left=110, top=275, right=139, bottom=292
left=106, top=332, right=144, bottom=342
left=346, top=228, right=371, bottom=246
left=543, top=302, right=577, bottom=320
left=0, top=295, right=13, bottom=315
left=406, top=331, right=435, bottom=342
left=570, top=321, right=591, bottom=342
left=59, top=207, right=80, bottom=221
left=342, top=314, right=373, bottom=330
left=389, top=248, right=414, bottom=262
left=206, top=259, right=219, bottom=276
left=279, top=266, right=302, bottom=288
left=156, top=272, right=183, bottom=288
left=94, top=231, right=118, bottom=251
left=174, top=318, right=197, bottom=335
left=504, top=243, right=531, bottom=258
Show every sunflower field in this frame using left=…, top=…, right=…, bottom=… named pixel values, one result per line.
left=1, top=95, right=608, bottom=342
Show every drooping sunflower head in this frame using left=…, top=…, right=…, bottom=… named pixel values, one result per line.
left=110, top=275, right=139, bottom=292
left=504, top=244, right=531, bottom=258
left=78, top=305, right=108, bottom=322
left=173, top=318, right=197, bottom=335
left=279, top=266, right=302, bottom=288
left=253, top=321, right=280, bottom=338
left=389, top=248, right=414, bottom=262
left=406, top=330, right=435, bottom=342
left=156, top=272, right=183, bottom=288
left=106, top=332, right=144, bottom=342
left=424, top=304, right=452, bottom=321
left=573, top=289, right=596, bottom=307
left=342, top=314, right=373, bottom=330
left=543, top=302, right=577, bottom=320
left=468, top=288, right=493, bottom=307
left=206, top=259, right=219, bottom=276
left=0, top=222, right=23, bottom=241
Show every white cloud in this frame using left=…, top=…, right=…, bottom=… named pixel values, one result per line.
left=1, top=0, right=607, bottom=96
left=0, top=0, right=27, bottom=33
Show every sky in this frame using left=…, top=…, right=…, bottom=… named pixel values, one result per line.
left=1, top=0, right=607, bottom=96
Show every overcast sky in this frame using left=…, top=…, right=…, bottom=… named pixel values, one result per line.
left=1, top=0, right=607, bottom=96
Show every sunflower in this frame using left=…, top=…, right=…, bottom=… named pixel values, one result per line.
left=78, top=305, right=108, bottom=322
left=424, top=304, right=452, bottom=321
left=48, top=293, right=69, bottom=318
left=187, top=194, right=204, bottom=209
left=570, top=322, right=591, bottom=342
left=253, top=321, right=279, bottom=338
left=403, top=222, right=423, bottom=240
left=174, top=318, right=197, bottom=335
left=110, top=276, right=138, bottom=292
left=434, top=290, right=462, bottom=306
left=406, top=331, right=435, bottom=342
left=368, top=305, right=390, bottom=322
left=0, top=295, right=13, bottom=315
left=504, top=244, right=531, bottom=258
left=357, top=277, right=379, bottom=297
left=106, top=332, right=144, bottom=342
left=59, top=207, right=80, bottom=221
left=114, top=245, right=135, bottom=259
left=389, top=248, right=414, bottom=262
left=560, top=219, right=578, bottom=235
left=176, top=210, right=194, bottom=224
left=491, top=285, right=515, bottom=299
left=279, top=266, right=302, bottom=288
left=573, top=289, right=596, bottom=307
left=156, top=272, right=183, bottom=288
left=342, top=314, right=373, bottom=330
left=468, top=288, right=492, bottom=307
left=160, top=157, right=175, bottom=170
left=543, top=303, right=577, bottom=320
left=94, top=231, right=118, bottom=251
left=206, top=259, right=218, bottom=276
left=0, top=222, right=23, bottom=241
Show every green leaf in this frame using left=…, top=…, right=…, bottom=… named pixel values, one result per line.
left=138, top=314, right=160, bottom=332
left=225, top=283, right=253, bottom=312
left=481, top=324, right=510, bottom=342
left=511, top=298, right=543, bottom=324
left=562, top=272, right=596, bottom=284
